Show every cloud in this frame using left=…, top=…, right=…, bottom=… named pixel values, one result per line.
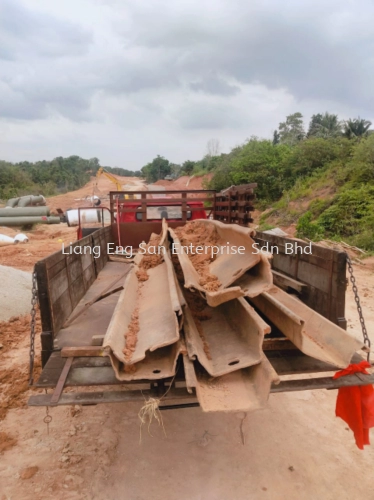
left=0, top=0, right=92, bottom=61
left=190, top=75, right=240, bottom=96
left=0, top=0, right=373, bottom=167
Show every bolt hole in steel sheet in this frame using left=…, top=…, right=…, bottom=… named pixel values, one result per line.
left=183, top=297, right=271, bottom=377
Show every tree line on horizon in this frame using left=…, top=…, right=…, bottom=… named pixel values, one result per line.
left=0, top=156, right=141, bottom=200
left=1, top=111, right=373, bottom=250
left=140, top=112, right=373, bottom=187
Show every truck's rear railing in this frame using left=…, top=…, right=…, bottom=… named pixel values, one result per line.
left=109, top=189, right=216, bottom=249
left=28, top=348, right=373, bottom=409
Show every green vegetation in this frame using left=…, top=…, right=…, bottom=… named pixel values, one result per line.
left=0, top=156, right=140, bottom=201
left=2, top=111, right=374, bottom=251
left=151, top=113, right=373, bottom=251
left=140, top=155, right=172, bottom=183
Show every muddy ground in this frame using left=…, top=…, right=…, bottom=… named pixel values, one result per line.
left=1, top=179, right=374, bottom=499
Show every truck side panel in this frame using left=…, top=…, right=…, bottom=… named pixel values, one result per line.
left=36, top=226, right=113, bottom=366
left=254, top=232, right=347, bottom=328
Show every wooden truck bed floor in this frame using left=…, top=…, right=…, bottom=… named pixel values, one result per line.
left=55, top=261, right=131, bottom=348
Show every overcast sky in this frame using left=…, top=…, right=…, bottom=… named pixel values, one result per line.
left=0, top=0, right=373, bottom=170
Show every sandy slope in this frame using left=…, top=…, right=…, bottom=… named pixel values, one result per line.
left=0, top=175, right=146, bottom=272
left=46, top=175, right=146, bottom=212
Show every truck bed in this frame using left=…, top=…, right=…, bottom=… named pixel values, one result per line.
left=54, top=261, right=130, bottom=348
left=29, top=215, right=374, bottom=409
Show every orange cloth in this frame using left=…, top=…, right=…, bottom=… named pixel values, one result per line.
left=334, top=361, right=374, bottom=449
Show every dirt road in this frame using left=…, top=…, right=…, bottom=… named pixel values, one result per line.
left=1, top=179, right=374, bottom=499
left=0, top=259, right=373, bottom=499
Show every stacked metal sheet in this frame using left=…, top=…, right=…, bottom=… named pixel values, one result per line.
left=104, top=220, right=364, bottom=413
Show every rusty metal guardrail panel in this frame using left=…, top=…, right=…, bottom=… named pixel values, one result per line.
left=233, top=253, right=274, bottom=297
left=107, top=341, right=183, bottom=382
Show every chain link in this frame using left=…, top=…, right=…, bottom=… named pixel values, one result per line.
left=43, top=390, right=52, bottom=434
left=346, top=254, right=371, bottom=362
left=29, top=268, right=38, bottom=385
left=44, top=406, right=52, bottom=435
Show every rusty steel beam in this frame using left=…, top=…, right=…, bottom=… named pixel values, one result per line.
left=249, top=286, right=364, bottom=368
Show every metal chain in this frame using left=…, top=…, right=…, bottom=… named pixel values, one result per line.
left=346, top=254, right=371, bottom=362
left=29, top=268, right=38, bottom=385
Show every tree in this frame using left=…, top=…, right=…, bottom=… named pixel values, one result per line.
left=89, top=157, right=100, bottom=172
left=206, top=138, right=220, bottom=157
left=181, top=160, right=195, bottom=175
left=343, top=117, right=372, bottom=139
left=141, top=155, right=171, bottom=183
left=307, top=112, right=342, bottom=139
left=278, top=112, right=305, bottom=146
left=272, top=130, right=280, bottom=145
left=169, top=163, right=182, bottom=178
left=229, top=138, right=292, bottom=200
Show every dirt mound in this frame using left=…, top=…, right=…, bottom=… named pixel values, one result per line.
left=175, top=221, right=221, bottom=292
left=0, top=225, right=77, bottom=272
left=0, top=311, right=42, bottom=421
left=0, top=366, right=30, bottom=421
left=0, top=265, right=33, bottom=321
left=0, top=432, right=17, bottom=454
left=0, top=313, right=40, bottom=354
left=47, top=175, right=142, bottom=212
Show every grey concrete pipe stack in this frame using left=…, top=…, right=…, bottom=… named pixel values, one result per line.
left=0, top=216, right=60, bottom=226
left=0, top=207, right=50, bottom=217
left=0, top=196, right=59, bottom=226
left=5, top=195, right=46, bottom=208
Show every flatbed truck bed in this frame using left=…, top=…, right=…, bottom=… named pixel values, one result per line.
left=28, top=190, right=374, bottom=409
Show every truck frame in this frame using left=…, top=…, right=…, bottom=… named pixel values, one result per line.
left=28, top=189, right=374, bottom=409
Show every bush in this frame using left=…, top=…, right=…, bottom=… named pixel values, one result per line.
left=318, top=186, right=374, bottom=237
left=296, top=211, right=324, bottom=240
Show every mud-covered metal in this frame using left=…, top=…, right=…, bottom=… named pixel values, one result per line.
left=183, top=297, right=270, bottom=377
left=169, top=219, right=273, bottom=307
left=249, top=286, right=364, bottom=368
left=193, top=355, right=279, bottom=413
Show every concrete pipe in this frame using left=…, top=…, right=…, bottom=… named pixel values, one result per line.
left=0, top=207, right=50, bottom=217
left=18, top=195, right=47, bottom=207
left=0, top=216, right=60, bottom=226
left=14, top=233, right=29, bottom=243
left=66, top=209, right=102, bottom=227
left=6, top=197, right=20, bottom=208
left=0, top=234, right=15, bottom=246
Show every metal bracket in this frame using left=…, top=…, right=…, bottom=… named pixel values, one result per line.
left=50, top=357, right=73, bottom=405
